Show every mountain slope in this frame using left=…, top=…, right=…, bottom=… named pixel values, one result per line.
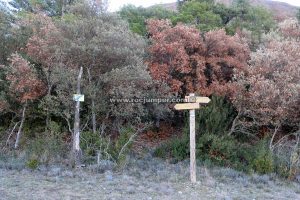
left=155, top=0, right=298, bottom=20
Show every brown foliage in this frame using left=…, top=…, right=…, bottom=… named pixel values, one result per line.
left=233, top=20, right=300, bottom=127
left=147, top=19, right=250, bottom=97
left=6, top=53, right=46, bottom=103
left=23, top=14, right=64, bottom=68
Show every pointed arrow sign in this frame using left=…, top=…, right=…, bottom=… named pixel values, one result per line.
left=174, top=103, right=200, bottom=110
left=185, top=96, right=211, bottom=104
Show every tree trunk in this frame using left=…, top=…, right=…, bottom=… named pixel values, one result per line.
left=73, top=67, right=83, bottom=166
left=270, top=123, right=281, bottom=151
left=228, top=107, right=242, bottom=136
left=45, top=65, right=52, bottom=130
left=87, top=68, right=97, bottom=134
left=14, top=102, right=27, bottom=149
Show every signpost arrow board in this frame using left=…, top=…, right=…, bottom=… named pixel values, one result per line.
left=73, top=94, right=85, bottom=102
left=174, top=103, right=200, bottom=110
left=174, top=93, right=210, bottom=183
left=185, top=96, right=211, bottom=104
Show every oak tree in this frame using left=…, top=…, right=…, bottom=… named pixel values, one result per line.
left=147, top=19, right=250, bottom=98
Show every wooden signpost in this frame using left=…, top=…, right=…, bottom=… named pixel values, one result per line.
left=174, top=103, right=200, bottom=110
left=174, top=93, right=211, bottom=183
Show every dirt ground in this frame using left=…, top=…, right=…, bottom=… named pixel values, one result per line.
left=0, top=158, right=300, bottom=200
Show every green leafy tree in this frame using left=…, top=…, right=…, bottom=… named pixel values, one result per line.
left=119, top=4, right=175, bottom=35
left=212, top=3, right=238, bottom=25
left=172, top=1, right=222, bottom=32
left=0, top=3, right=15, bottom=65
left=9, top=0, right=75, bottom=16
left=226, top=0, right=274, bottom=48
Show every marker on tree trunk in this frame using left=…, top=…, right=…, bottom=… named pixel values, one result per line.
left=174, top=93, right=210, bottom=183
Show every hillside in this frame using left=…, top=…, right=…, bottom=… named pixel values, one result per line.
left=156, top=0, right=298, bottom=20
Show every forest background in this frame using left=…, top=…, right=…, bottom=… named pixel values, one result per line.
left=0, top=0, right=299, bottom=181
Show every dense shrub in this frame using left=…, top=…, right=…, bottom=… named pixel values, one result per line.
left=154, top=96, right=240, bottom=166
left=80, top=126, right=137, bottom=166
left=153, top=132, right=189, bottom=162
left=197, top=95, right=236, bottom=136
left=26, top=159, right=39, bottom=170
left=153, top=97, right=277, bottom=175
left=197, top=133, right=237, bottom=166
left=25, top=121, right=67, bottom=165
left=154, top=131, right=275, bottom=174
left=26, top=136, right=67, bottom=164
left=251, top=139, right=274, bottom=174
left=272, top=133, right=300, bottom=179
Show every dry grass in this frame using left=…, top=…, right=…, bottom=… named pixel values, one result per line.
left=0, top=158, right=299, bottom=200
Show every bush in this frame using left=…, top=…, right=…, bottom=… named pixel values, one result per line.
left=154, top=98, right=241, bottom=167
left=26, top=136, right=66, bottom=165
left=25, top=121, right=67, bottom=165
left=80, top=126, right=137, bottom=167
left=153, top=133, right=189, bottom=162
left=272, top=134, right=300, bottom=179
left=152, top=96, right=291, bottom=176
left=197, top=133, right=237, bottom=166
left=109, top=126, right=136, bottom=167
left=197, top=95, right=236, bottom=136
left=251, top=139, right=274, bottom=174
left=26, top=159, right=39, bottom=170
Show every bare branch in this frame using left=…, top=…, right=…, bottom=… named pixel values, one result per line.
left=6, top=121, right=20, bottom=146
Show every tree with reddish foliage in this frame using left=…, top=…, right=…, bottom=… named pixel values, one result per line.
left=278, top=19, right=300, bottom=40
left=232, top=19, right=300, bottom=149
left=23, top=13, right=64, bottom=94
left=5, top=53, right=45, bottom=148
left=147, top=19, right=250, bottom=97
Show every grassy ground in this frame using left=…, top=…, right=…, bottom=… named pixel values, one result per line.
left=0, top=157, right=299, bottom=200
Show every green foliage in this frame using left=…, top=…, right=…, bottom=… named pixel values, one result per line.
left=25, top=122, right=67, bottom=165
left=0, top=0, right=297, bottom=182
left=174, top=0, right=274, bottom=37
left=154, top=132, right=189, bottom=162
left=81, top=126, right=137, bottom=166
left=213, top=3, right=237, bottom=25
left=0, top=4, right=16, bottom=65
left=153, top=96, right=276, bottom=174
left=119, top=4, right=175, bottom=35
left=172, top=1, right=222, bottom=32
left=197, top=95, right=237, bottom=136
left=10, top=0, right=75, bottom=16
left=111, top=126, right=136, bottom=166
left=251, top=139, right=274, bottom=174
left=226, top=1, right=274, bottom=47
left=197, top=133, right=237, bottom=166
left=26, top=158, right=39, bottom=170
left=154, top=96, right=239, bottom=165
left=80, top=131, right=104, bottom=157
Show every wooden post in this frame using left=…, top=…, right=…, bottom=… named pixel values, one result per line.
left=174, top=94, right=210, bottom=183
left=189, top=93, right=196, bottom=183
